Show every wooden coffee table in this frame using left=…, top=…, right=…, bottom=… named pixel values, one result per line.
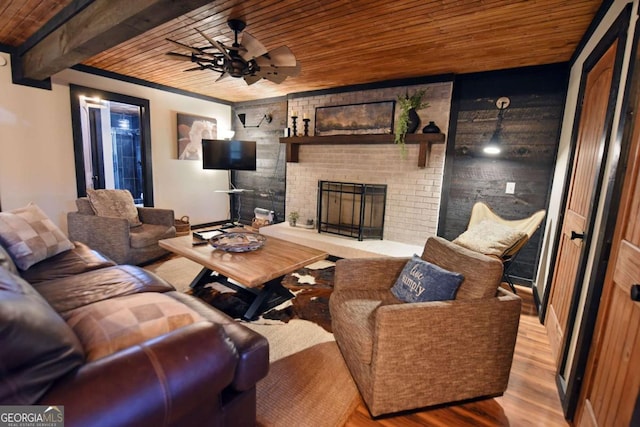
left=159, top=231, right=327, bottom=320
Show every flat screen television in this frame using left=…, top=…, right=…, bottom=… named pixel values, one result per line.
left=202, top=139, right=257, bottom=171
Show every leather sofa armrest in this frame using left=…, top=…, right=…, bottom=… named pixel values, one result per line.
left=166, top=291, right=270, bottom=391
left=334, top=257, right=409, bottom=292
left=137, top=207, right=175, bottom=227
left=40, top=322, right=237, bottom=427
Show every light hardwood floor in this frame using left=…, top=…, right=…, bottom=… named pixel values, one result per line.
left=344, top=285, right=569, bottom=426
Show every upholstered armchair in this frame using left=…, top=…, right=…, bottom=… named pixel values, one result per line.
left=68, top=195, right=176, bottom=265
left=329, top=236, right=521, bottom=417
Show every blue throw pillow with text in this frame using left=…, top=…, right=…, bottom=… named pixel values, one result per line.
left=391, top=255, right=464, bottom=303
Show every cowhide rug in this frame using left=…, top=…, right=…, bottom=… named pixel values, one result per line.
left=187, top=264, right=335, bottom=332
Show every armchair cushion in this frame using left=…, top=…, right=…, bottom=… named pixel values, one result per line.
left=391, top=255, right=464, bottom=303
left=453, top=219, right=526, bottom=257
left=86, top=189, right=142, bottom=228
left=65, top=293, right=204, bottom=361
left=0, top=203, right=74, bottom=270
left=129, top=223, right=176, bottom=249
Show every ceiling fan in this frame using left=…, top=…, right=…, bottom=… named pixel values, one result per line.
left=166, top=19, right=300, bottom=85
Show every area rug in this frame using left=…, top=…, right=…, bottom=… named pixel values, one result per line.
left=144, top=255, right=361, bottom=427
left=146, top=254, right=335, bottom=332
left=256, top=341, right=360, bottom=427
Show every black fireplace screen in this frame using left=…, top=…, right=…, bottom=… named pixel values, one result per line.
left=317, top=180, right=387, bottom=240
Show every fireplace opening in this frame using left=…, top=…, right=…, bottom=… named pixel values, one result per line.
left=317, top=180, right=387, bottom=241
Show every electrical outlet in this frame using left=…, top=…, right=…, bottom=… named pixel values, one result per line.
left=506, top=182, right=515, bottom=194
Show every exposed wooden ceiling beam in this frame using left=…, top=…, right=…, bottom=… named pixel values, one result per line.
left=18, top=0, right=213, bottom=81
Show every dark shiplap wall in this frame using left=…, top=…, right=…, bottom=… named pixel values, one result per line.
left=230, top=64, right=567, bottom=284
left=231, top=98, right=288, bottom=224
left=440, top=64, right=568, bottom=283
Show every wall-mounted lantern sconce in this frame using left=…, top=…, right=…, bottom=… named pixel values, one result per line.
left=237, top=113, right=273, bottom=128
left=483, top=96, right=510, bottom=155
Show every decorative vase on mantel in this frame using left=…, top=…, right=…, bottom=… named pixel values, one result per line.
left=394, top=89, right=430, bottom=156
left=406, top=108, right=421, bottom=134
left=422, top=121, right=440, bottom=133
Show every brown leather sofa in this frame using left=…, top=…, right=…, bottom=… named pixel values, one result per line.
left=0, top=241, right=269, bottom=427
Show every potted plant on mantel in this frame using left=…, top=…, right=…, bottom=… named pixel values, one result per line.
left=394, top=89, right=429, bottom=156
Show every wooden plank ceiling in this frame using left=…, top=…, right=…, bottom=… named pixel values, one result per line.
left=0, top=0, right=602, bottom=103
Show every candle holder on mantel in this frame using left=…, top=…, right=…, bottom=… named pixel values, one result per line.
left=291, top=115, right=298, bottom=137
left=303, top=118, right=310, bottom=136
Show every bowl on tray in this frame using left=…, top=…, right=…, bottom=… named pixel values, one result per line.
left=209, top=231, right=266, bottom=252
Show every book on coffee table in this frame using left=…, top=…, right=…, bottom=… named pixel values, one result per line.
left=193, top=230, right=225, bottom=241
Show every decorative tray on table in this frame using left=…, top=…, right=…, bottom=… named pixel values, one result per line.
left=209, top=232, right=266, bottom=252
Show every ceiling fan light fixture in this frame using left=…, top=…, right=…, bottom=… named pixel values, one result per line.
left=166, top=19, right=298, bottom=86
left=226, top=54, right=248, bottom=77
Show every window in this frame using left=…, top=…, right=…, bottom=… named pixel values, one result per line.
left=69, top=85, right=154, bottom=206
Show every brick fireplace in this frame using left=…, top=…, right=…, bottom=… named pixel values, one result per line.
left=284, top=81, right=452, bottom=246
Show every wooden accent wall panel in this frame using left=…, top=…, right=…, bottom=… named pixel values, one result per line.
left=441, top=66, right=566, bottom=283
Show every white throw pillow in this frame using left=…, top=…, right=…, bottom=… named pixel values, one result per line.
left=453, top=220, right=527, bottom=257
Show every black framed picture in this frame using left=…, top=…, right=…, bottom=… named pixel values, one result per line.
left=314, top=101, right=395, bottom=136
left=177, top=113, right=217, bottom=160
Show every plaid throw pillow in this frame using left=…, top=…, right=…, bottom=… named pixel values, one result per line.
left=0, top=203, right=74, bottom=270
left=64, top=293, right=205, bottom=361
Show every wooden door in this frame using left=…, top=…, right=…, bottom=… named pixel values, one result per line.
left=545, top=41, right=618, bottom=362
left=574, top=60, right=640, bottom=427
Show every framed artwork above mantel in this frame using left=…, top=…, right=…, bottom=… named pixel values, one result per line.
left=314, top=101, right=395, bottom=136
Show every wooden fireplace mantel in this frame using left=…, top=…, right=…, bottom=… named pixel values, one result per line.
left=279, top=133, right=446, bottom=168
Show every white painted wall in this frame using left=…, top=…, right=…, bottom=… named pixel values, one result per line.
left=0, top=54, right=232, bottom=231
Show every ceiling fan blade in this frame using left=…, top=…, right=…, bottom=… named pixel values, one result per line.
left=244, top=74, right=262, bottom=85
left=275, top=61, right=301, bottom=77
left=256, top=62, right=301, bottom=77
left=254, top=68, right=287, bottom=84
left=166, top=38, right=204, bottom=55
left=240, top=32, right=268, bottom=60
left=216, top=72, right=231, bottom=82
left=184, top=66, right=204, bottom=71
left=166, top=52, right=194, bottom=62
left=253, top=61, right=301, bottom=84
left=196, top=29, right=232, bottom=61
left=256, top=46, right=297, bottom=67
